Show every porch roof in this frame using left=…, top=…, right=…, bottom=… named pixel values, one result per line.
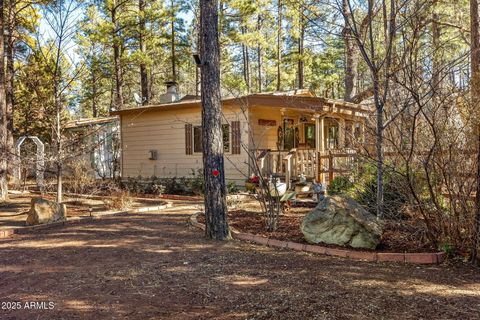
left=110, top=91, right=372, bottom=118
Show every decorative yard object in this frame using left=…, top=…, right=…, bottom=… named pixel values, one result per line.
left=301, top=196, right=383, bottom=249
left=267, top=179, right=287, bottom=197
left=294, top=183, right=310, bottom=193
left=245, top=175, right=260, bottom=192
left=13, top=136, right=45, bottom=191
left=26, top=198, right=67, bottom=226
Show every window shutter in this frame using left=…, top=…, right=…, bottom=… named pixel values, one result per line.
left=185, top=124, right=193, bottom=155
left=231, top=121, right=241, bottom=154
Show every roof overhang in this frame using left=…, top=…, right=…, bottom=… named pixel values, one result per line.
left=64, top=116, right=119, bottom=129
left=110, top=93, right=372, bottom=118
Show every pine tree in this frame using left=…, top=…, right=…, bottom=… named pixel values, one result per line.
left=200, top=0, right=230, bottom=240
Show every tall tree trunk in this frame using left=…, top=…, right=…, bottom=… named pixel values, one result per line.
left=241, top=26, right=251, bottom=93
left=200, top=0, right=229, bottom=240
left=5, top=1, right=14, bottom=177
left=470, top=0, right=480, bottom=264
left=342, top=0, right=358, bottom=101
left=431, top=9, right=441, bottom=92
left=0, top=0, right=8, bottom=202
left=276, top=0, right=282, bottom=91
left=298, top=10, right=305, bottom=89
left=171, top=0, right=176, bottom=81
left=139, top=0, right=149, bottom=104
left=112, top=0, right=124, bottom=109
left=55, top=87, right=62, bottom=203
left=257, top=13, right=262, bottom=92
left=92, top=72, right=98, bottom=117
left=374, top=80, right=384, bottom=219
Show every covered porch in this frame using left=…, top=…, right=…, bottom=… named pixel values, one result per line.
left=247, top=94, right=370, bottom=187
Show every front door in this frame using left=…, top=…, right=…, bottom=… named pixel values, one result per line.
left=304, top=123, right=315, bottom=148
left=283, top=118, right=297, bottom=150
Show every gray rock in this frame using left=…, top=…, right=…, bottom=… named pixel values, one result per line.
left=300, top=196, right=383, bottom=249
left=26, top=198, right=67, bottom=226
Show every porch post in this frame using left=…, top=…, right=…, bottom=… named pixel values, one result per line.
left=339, top=118, right=346, bottom=149
left=320, top=117, right=325, bottom=152
left=321, top=117, right=327, bottom=185
left=314, top=114, right=326, bottom=184
left=314, top=114, right=321, bottom=152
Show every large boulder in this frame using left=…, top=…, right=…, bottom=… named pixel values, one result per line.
left=300, top=196, right=383, bottom=249
left=26, top=198, right=67, bottom=226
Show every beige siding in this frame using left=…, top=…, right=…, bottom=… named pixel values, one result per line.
left=249, top=106, right=312, bottom=150
left=120, top=104, right=250, bottom=184
left=249, top=106, right=283, bottom=150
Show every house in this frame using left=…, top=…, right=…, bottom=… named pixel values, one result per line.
left=111, top=84, right=371, bottom=187
left=64, top=117, right=119, bottom=179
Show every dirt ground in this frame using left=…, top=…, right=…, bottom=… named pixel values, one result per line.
left=202, top=201, right=436, bottom=253
left=0, top=194, right=166, bottom=229
left=0, top=201, right=479, bottom=320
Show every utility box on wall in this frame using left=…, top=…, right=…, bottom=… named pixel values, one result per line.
left=149, top=150, right=158, bottom=160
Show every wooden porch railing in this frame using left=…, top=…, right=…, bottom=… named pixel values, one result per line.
left=255, top=149, right=290, bottom=178
left=254, top=148, right=358, bottom=186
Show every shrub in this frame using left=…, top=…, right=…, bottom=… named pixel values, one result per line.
left=440, top=242, right=456, bottom=257
left=351, top=162, right=409, bottom=219
left=188, top=169, right=204, bottom=195
left=227, top=181, right=239, bottom=194
left=328, top=176, right=353, bottom=195
left=104, top=190, right=134, bottom=211
left=162, top=177, right=188, bottom=194
left=63, top=160, right=97, bottom=194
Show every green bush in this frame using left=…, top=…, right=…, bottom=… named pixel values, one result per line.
left=440, top=242, right=455, bottom=257
left=188, top=169, right=204, bottom=195
left=350, top=162, right=408, bottom=219
left=227, top=181, right=239, bottom=194
left=328, top=176, right=353, bottom=195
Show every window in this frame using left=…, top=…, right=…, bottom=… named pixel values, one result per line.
left=222, top=124, right=230, bottom=152
left=193, top=126, right=202, bottom=153
left=192, top=124, right=231, bottom=153
left=304, top=123, right=315, bottom=148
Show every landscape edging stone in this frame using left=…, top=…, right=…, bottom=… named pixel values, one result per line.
left=189, top=212, right=445, bottom=265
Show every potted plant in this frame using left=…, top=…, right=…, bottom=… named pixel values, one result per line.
left=245, top=175, right=260, bottom=192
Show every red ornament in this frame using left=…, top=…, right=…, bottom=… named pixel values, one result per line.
left=212, top=169, right=220, bottom=177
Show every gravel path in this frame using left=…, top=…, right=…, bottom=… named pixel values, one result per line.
left=0, top=202, right=479, bottom=319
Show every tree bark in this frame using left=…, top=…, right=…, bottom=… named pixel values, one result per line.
left=112, top=0, right=124, bottom=109
left=342, top=0, right=358, bottom=101
left=171, top=0, right=176, bottom=81
left=431, top=9, right=441, bottom=92
left=55, top=81, right=63, bottom=203
left=470, top=0, right=480, bottom=264
left=139, top=0, right=149, bottom=104
left=92, top=71, right=98, bottom=117
left=257, top=13, right=262, bottom=92
left=276, top=0, right=282, bottom=91
left=0, top=0, right=8, bottom=202
left=200, top=0, right=229, bottom=240
left=375, top=81, right=384, bottom=219
left=6, top=1, right=14, bottom=170
left=242, top=25, right=251, bottom=93
left=298, top=9, right=305, bottom=89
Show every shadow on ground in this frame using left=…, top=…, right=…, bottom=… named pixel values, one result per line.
left=0, top=207, right=479, bottom=320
